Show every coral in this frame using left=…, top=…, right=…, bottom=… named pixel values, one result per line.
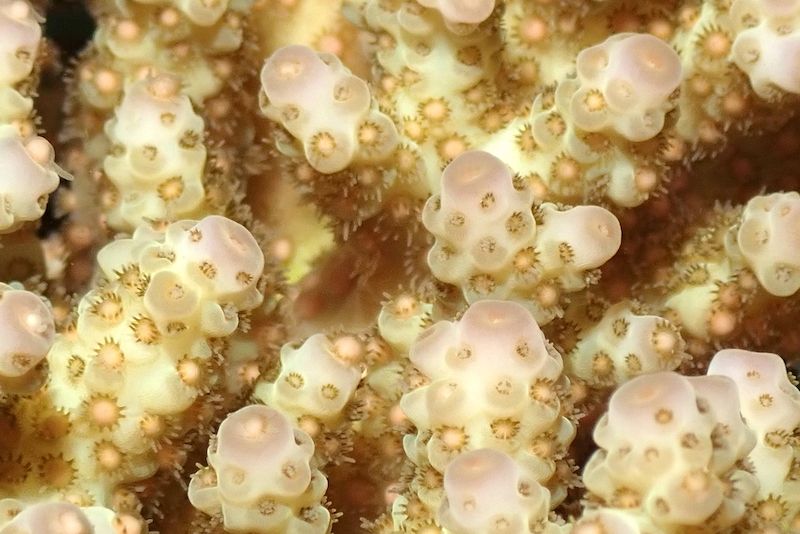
left=102, top=73, right=207, bottom=230
left=568, top=33, right=682, bottom=142
left=423, top=150, right=621, bottom=322
left=392, top=299, right=576, bottom=529
left=0, top=0, right=63, bottom=233
left=732, top=191, right=800, bottom=296
left=188, top=405, right=331, bottom=533
left=1, top=0, right=800, bottom=533
left=0, top=282, right=54, bottom=395
left=252, top=332, right=366, bottom=466
left=565, top=301, right=687, bottom=387
left=707, top=349, right=800, bottom=532
left=0, top=127, right=62, bottom=232
left=416, top=0, right=496, bottom=27
left=0, top=500, right=127, bottom=533
left=438, top=448, right=561, bottom=534
left=260, top=44, right=398, bottom=174
left=581, top=370, right=757, bottom=531
left=730, top=0, right=800, bottom=98
left=2, top=215, right=264, bottom=522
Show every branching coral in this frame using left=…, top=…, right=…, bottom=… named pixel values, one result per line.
left=188, top=404, right=331, bottom=533
left=1, top=0, right=800, bottom=533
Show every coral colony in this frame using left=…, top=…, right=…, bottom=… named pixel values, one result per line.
left=3, top=0, right=800, bottom=532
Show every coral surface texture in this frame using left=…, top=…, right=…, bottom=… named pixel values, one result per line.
left=1, top=0, right=800, bottom=532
